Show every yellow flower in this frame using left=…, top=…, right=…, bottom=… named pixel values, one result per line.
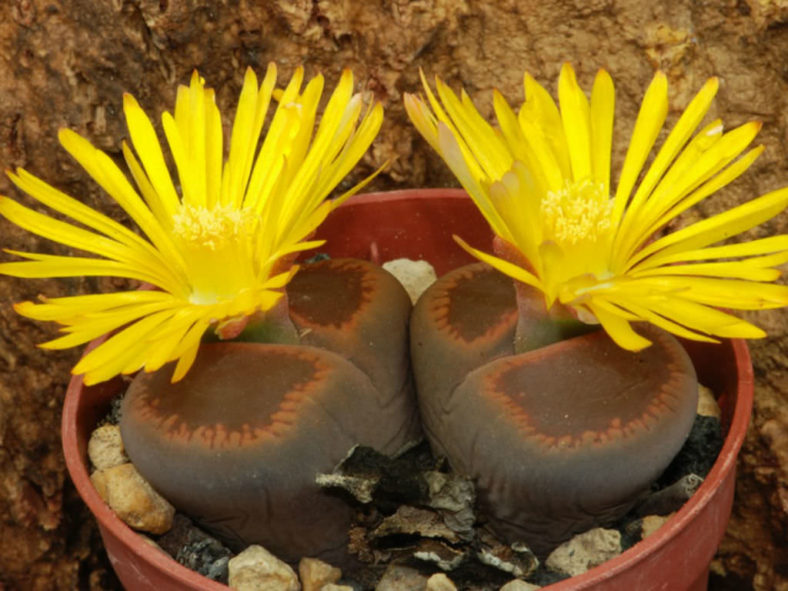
left=405, top=64, right=788, bottom=351
left=0, top=65, right=383, bottom=384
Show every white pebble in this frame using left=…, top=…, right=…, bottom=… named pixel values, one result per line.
left=88, top=424, right=128, bottom=470
left=382, top=258, right=437, bottom=304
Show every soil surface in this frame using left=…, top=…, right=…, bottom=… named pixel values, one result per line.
left=1, top=1, right=788, bottom=590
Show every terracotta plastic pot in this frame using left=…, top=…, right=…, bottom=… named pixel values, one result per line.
left=62, top=188, right=753, bottom=591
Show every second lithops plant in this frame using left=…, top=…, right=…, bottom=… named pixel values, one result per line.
left=405, top=64, right=788, bottom=555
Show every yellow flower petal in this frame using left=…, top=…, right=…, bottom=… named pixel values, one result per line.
left=225, top=65, right=277, bottom=208
left=585, top=300, right=652, bottom=351
left=59, top=129, right=185, bottom=271
left=404, top=91, right=441, bottom=153
left=611, top=71, right=668, bottom=226
left=634, top=186, right=788, bottom=265
left=641, top=145, right=764, bottom=244
left=437, top=123, right=510, bottom=238
left=488, top=164, right=541, bottom=264
left=13, top=290, right=172, bottom=321
left=142, top=309, right=206, bottom=373
left=122, top=94, right=180, bottom=219
left=633, top=277, right=788, bottom=309
left=453, top=235, right=543, bottom=291
left=522, top=72, right=571, bottom=178
left=0, top=197, right=129, bottom=263
left=590, top=69, right=615, bottom=192
left=558, top=63, right=592, bottom=182
left=630, top=260, right=785, bottom=282
left=309, top=100, right=384, bottom=207
left=171, top=319, right=212, bottom=382
left=641, top=121, right=761, bottom=229
left=619, top=77, right=718, bottom=226
left=8, top=168, right=152, bottom=255
left=637, top=234, right=788, bottom=268
left=435, top=79, right=512, bottom=180
left=603, top=297, right=718, bottom=343
left=38, top=299, right=180, bottom=350
left=0, top=252, right=180, bottom=289
left=73, top=309, right=177, bottom=377
left=639, top=297, right=766, bottom=339
left=419, top=70, right=486, bottom=181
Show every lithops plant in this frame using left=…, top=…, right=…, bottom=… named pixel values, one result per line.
left=121, top=255, right=418, bottom=562
left=0, top=65, right=419, bottom=563
left=405, top=64, right=788, bottom=555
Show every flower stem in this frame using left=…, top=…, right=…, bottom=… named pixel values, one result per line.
left=234, top=294, right=301, bottom=345
left=512, top=280, right=599, bottom=354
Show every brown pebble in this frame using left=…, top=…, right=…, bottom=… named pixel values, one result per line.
left=375, top=564, right=429, bottom=591
left=697, top=384, right=721, bottom=419
left=298, top=556, right=341, bottom=591
left=641, top=513, right=675, bottom=539
left=426, top=572, right=457, bottom=591
left=500, top=579, right=541, bottom=590
left=90, top=463, right=174, bottom=534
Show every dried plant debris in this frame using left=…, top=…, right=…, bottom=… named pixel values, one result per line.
left=156, top=514, right=232, bottom=583
left=635, top=473, right=704, bottom=517
left=423, top=471, right=476, bottom=541
left=318, top=441, right=440, bottom=509
left=317, top=470, right=381, bottom=504
left=318, top=440, right=476, bottom=554
left=374, top=506, right=462, bottom=543
left=319, top=441, right=541, bottom=588
left=475, top=532, right=538, bottom=580
left=98, top=393, right=125, bottom=426
left=413, top=539, right=468, bottom=571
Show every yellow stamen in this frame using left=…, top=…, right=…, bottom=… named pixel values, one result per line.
left=172, top=203, right=256, bottom=251
left=172, top=204, right=260, bottom=305
left=541, top=179, right=613, bottom=245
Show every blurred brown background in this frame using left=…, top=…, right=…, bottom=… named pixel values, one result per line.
left=0, top=0, right=787, bottom=589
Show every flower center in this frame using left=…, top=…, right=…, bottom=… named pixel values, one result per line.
left=172, top=204, right=259, bottom=305
left=172, top=204, right=256, bottom=251
left=541, top=179, right=613, bottom=246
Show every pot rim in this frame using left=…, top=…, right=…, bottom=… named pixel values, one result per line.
left=61, top=187, right=755, bottom=590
